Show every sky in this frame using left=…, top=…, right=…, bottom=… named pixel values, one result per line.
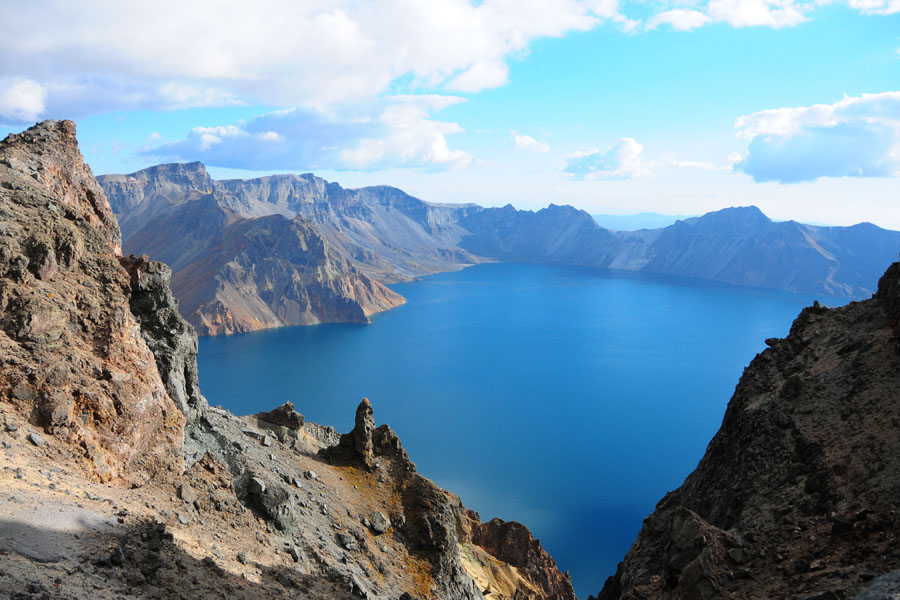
left=1, top=0, right=898, bottom=228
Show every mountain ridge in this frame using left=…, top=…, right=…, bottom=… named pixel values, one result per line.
left=99, top=162, right=900, bottom=336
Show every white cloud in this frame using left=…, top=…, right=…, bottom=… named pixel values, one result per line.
left=645, top=0, right=847, bottom=32
left=0, top=78, right=46, bottom=122
left=340, top=96, right=472, bottom=169
left=734, top=91, right=900, bottom=182
left=0, top=0, right=636, bottom=121
left=512, top=132, right=550, bottom=153
left=157, top=82, right=244, bottom=109
left=848, top=0, right=900, bottom=14
left=666, top=158, right=721, bottom=170
left=647, top=9, right=712, bottom=30
left=0, top=1, right=895, bottom=125
left=446, top=61, right=510, bottom=93
left=707, top=0, right=809, bottom=27
left=564, top=138, right=651, bottom=179
left=146, top=96, right=471, bottom=171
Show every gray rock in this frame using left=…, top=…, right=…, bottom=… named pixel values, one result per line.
left=177, top=484, right=197, bottom=504
left=337, top=532, right=357, bottom=551
left=241, top=428, right=263, bottom=440
left=27, top=432, right=43, bottom=446
left=854, top=570, right=900, bottom=599
left=243, top=474, right=297, bottom=533
left=370, top=511, right=391, bottom=534
left=121, top=255, right=207, bottom=423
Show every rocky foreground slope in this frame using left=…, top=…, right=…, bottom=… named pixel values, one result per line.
left=0, top=121, right=574, bottom=599
left=591, top=260, right=900, bottom=599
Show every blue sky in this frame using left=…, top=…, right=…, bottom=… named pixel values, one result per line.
left=1, top=0, right=899, bottom=227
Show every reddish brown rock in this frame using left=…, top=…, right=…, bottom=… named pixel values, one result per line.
left=0, top=120, right=185, bottom=483
left=471, top=516, right=577, bottom=600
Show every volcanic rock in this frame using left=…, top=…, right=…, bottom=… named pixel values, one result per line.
left=0, top=120, right=185, bottom=483
left=592, top=261, right=900, bottom=599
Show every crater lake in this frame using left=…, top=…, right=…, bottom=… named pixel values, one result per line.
left=197, top=262, right=844, bottom=596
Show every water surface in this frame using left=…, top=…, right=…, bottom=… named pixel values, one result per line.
left=198, top=263, right=840, bottom=596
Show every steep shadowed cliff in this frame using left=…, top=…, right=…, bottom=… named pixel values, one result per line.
left=591, top=261, right=900, bottom=600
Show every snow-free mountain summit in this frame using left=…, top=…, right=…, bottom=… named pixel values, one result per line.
left=100, top=162, right=900, bottom=335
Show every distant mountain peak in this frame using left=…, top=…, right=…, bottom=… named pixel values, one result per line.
left=690, top=205, right=772, bottom=233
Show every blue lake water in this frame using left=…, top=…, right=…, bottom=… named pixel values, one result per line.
left=197, top=262, right=842, bottom=597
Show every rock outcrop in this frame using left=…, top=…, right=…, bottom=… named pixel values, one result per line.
left=592, top=261, right=900, bottom=599
left=0, top=121, right=186, bottom=483
left=311, top=398, right=577, bottom=600
left=1, top=120, right=572, bottom=599
left=120, top=254, right=207, bottom=422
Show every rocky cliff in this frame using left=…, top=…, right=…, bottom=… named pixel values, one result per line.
left=591, top=260, right=900, bottom=599
left=101, top=164, right=900, bottom=338
left=0, top=120, right=190, bottom=484
left=124, top=194, right=404, bottom=335
left=1, top=121, right=572, bottom=599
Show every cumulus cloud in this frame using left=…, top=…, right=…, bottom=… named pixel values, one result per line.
left=706, top=0, right=809, bottom=27
left=512, top=132, right=550, bottom=153
left=848, top=0, right=900, bottom=14
left=734, top=91, right=900, bottom=182
left=564, top=138, right=651, bottom=179
left=0, top=0, right=636, bottom=122
left=647, top=9, right=712, bottom=31
left=645, top=0, right=900, bottom=32
left=0, top=78, right=46, bottom=122
left=1, top=1, right=896, bottom=125
left=146, top=96, right=471, bottom=171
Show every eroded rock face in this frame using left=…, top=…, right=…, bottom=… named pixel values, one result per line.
left=593, top=262, right=900, bottom=599
left=0, top=121, right=184, bottom=483
left=470, top=517, right=578, bottom=600
left=122, top=196, right=405, bottom=335
left=120, top=254, right=206, bottom=423
left=312, top=399, right=577, bottom=600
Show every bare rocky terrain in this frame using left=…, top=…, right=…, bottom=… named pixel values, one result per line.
left=591, top=261, right=900, bottom=599
left=125, top=194, right=404, bottom=335
left=0, top=121, right=575, bottom=600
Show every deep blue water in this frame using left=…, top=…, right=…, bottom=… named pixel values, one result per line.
left=198, top=263, right=842, bottom=597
